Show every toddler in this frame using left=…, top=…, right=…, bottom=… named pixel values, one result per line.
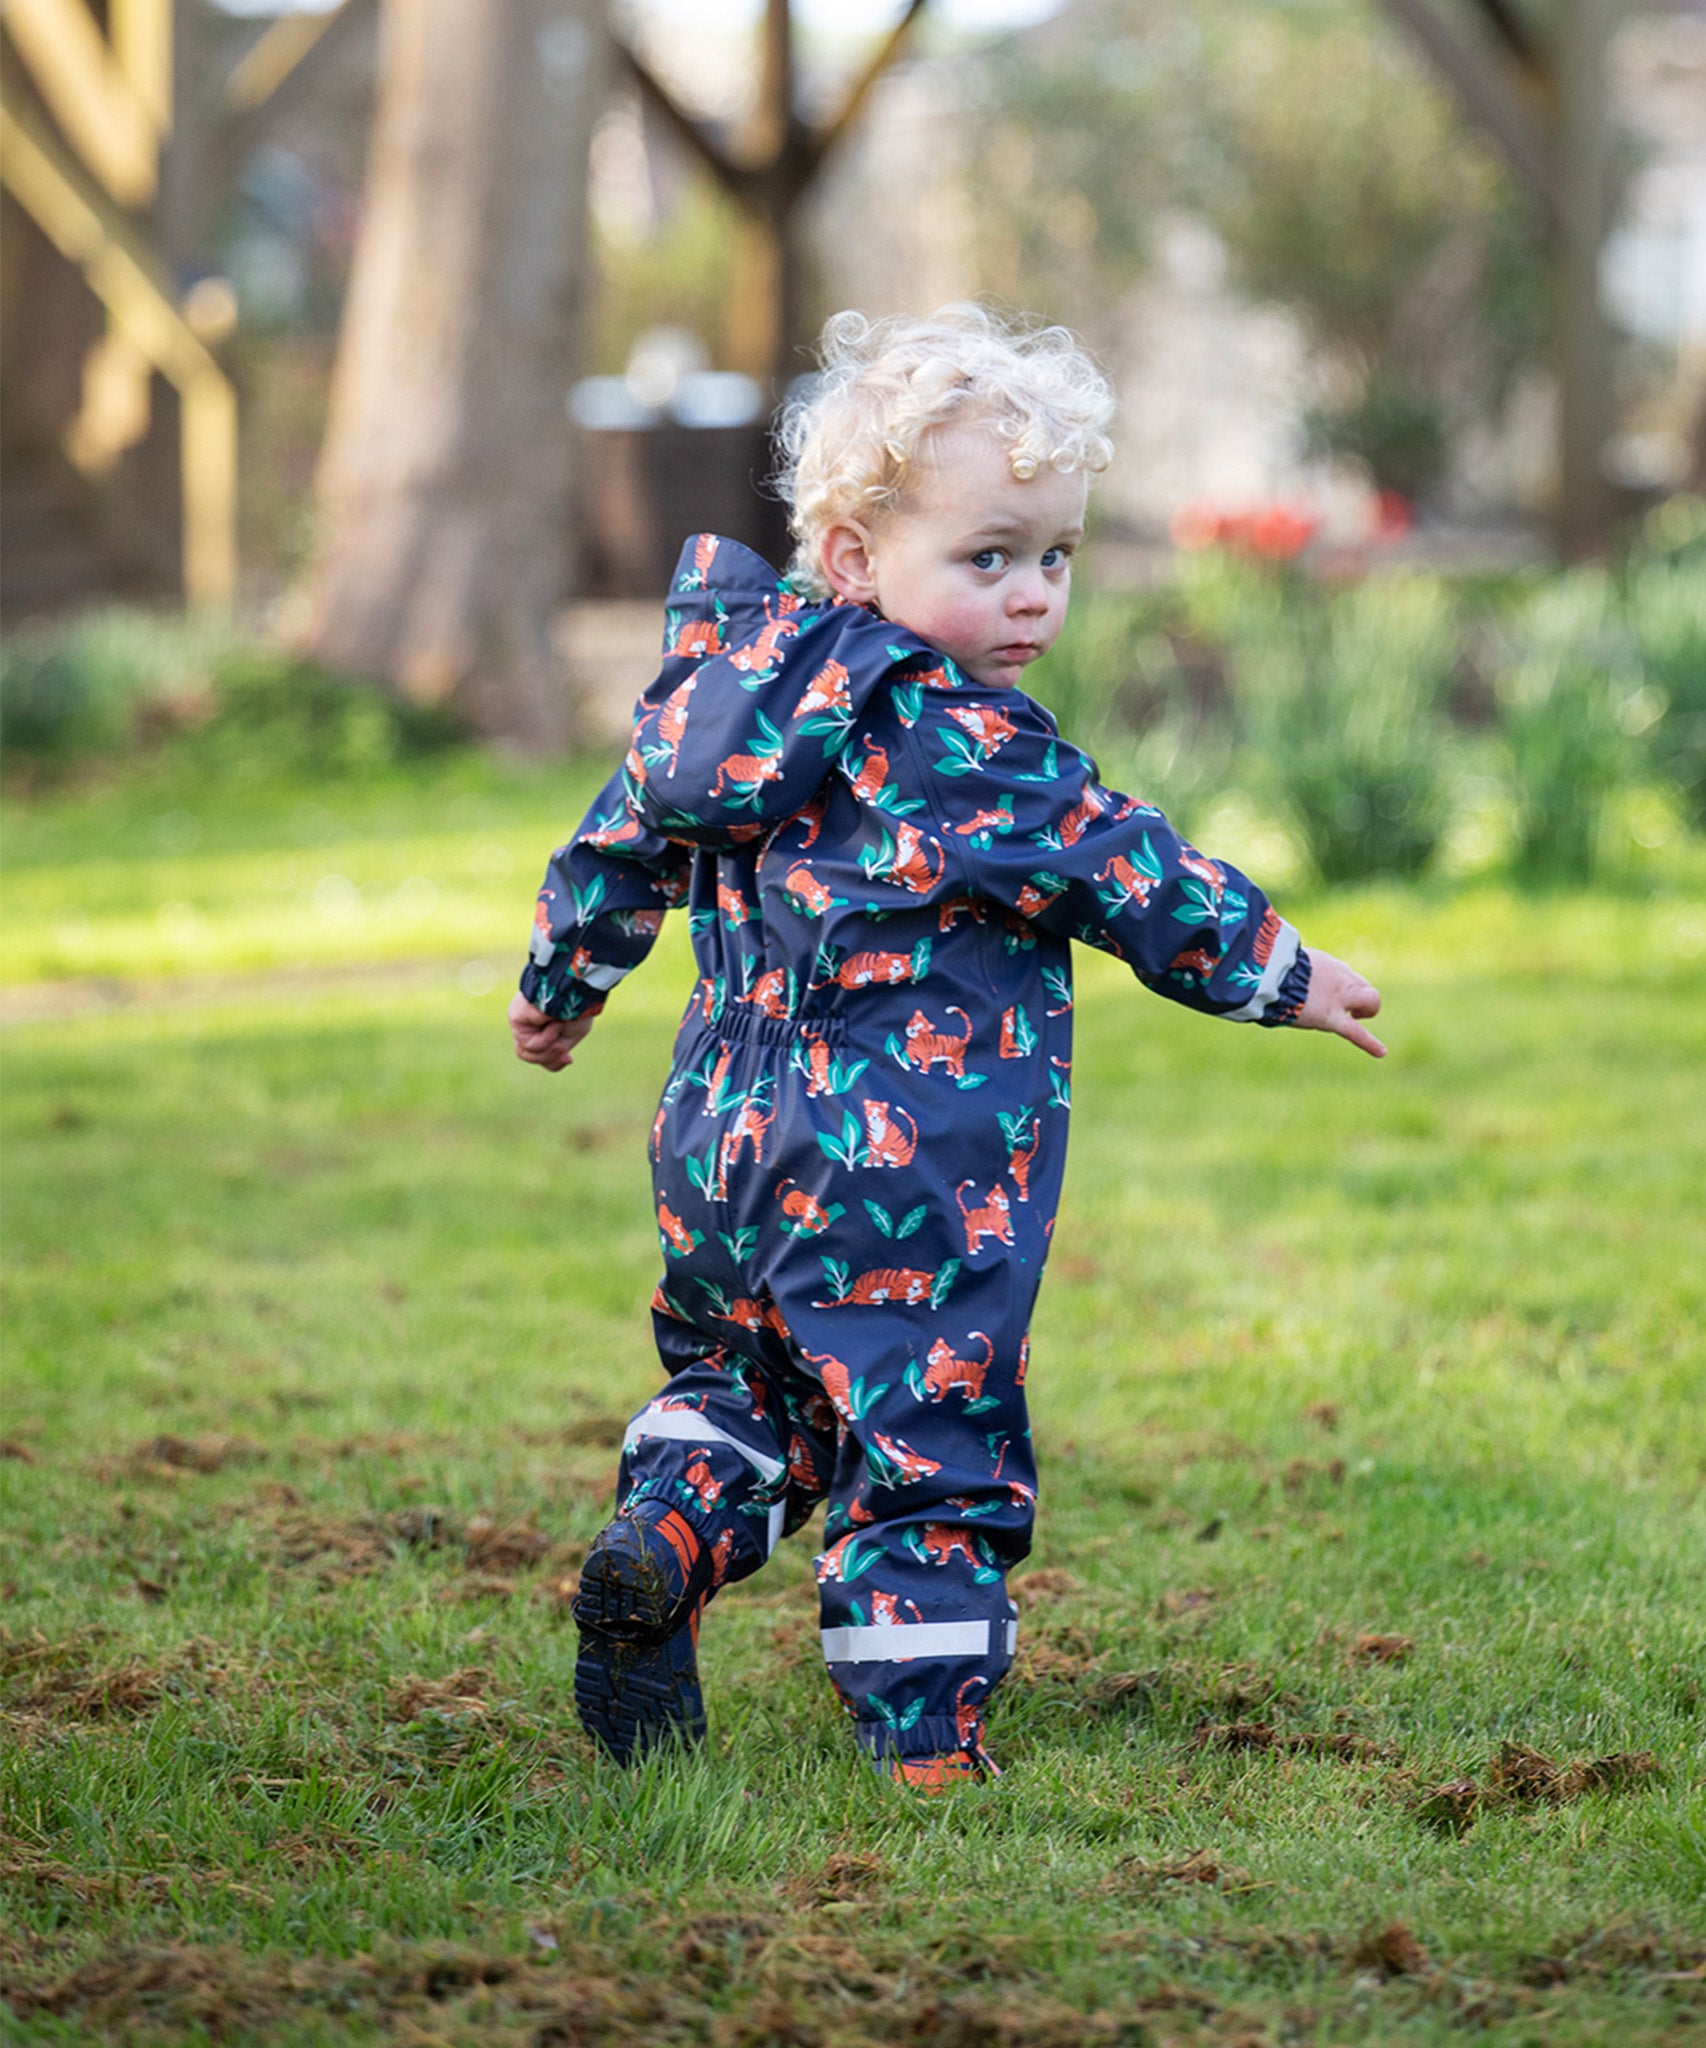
left=510, top=306, right=1383, bottom=1791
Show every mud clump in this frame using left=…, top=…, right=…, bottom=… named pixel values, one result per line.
left=1104, top=1848, right=1255, bottom=1893
left=1352, top=1922, right=1433, bottom=1979
left=1415, top=1744, right=1660, bottom=1832
left=1196, top=1720, right=1397, bottom=1763
left=785, top=1852, right=887, bottom=1911
left=1487, top=1742, right=1659, bottom=1804
left=0, top=1628, right=226, bottom=1727
left=1009, top=1569, right=1081, bottom=1612
left=463, top=1513, right=552, bottom=1574
left=130, top=1434, right=266, bottom=1476
left=1413, top=1778, right=1481, bottom=1834
left=1351, top=1633, right=1414, bottom=1665
left=1281, top=1457, right=1346, bottom=1494
left=384, top=1667, right=491, bottom=1723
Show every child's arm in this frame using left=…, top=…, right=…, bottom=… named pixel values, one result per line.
left=513, top=765, right=692, bottom=1058
left=917, top=687, right=1382, bottom=1052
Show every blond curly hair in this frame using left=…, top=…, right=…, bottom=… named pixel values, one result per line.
left=776, top=304, right=1116, bottom=599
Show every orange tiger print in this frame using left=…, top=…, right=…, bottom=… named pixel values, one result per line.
left=955, top=1179, right=1013, bottom=1254
left=916, top=1523, right=982, bottom=1567
left=817, top=1267, right=936, bottom=1307
left=922, top=1332, right=993, bottom=1403
left=714, top=1093, right=774, bottom=1199
left=738, top=968, right=792, bottom=1018
left=1007, top=1124, right=1038, bottom=1202
left=849, top=738, right=891, bottom=802
left=902, top=1006, right=972, bottom=1078
left=861, top=1101, right=918, bottom=1167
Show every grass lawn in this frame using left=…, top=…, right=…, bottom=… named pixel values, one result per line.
left=2, top=757, right=1704, bottom=2046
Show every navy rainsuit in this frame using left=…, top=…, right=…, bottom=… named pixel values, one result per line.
left=521, top=535, right=1311, bottom=1763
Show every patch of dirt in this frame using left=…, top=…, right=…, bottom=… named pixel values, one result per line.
left=525, top=1413, right=630, bottom=1449
left=1350, top=1633, right=1414, bottom=1665
left=1195, top=1720, right=1397, bottom=1763
left=437, top=1573, right=518, bottom=1605
left=1414, top=1744, right=1661, bottom=1830
left=265, top=1504, right=462, bottom=1582
left=1412, top=1777, right=1481, bottom=1833
left=1303, top=1402, right=1340, bottom=1432
left=0, top=1627, right=227, bottom=1726
left=1103, top=1847, right=1256, bottom=1893
left=1009, top=1569, right=1081, bottom=1611
left=0, top=1440, right=37, bottom=1463
left=384, top=1667, right=491, bottom=1723
left=1156, top=1587, right=1218, bottom=1619
left=785, top=1852, right=887, bottom=1910
left=672, top=1913, right=784, bottom=1986
left=1280, top=1457, right=1345, bottom=1494
left=1352, top=1922, right=1433, bottom=1978
left=464, top=1512, right=553, bottom=1573
left=127, top=1433, right=266, bottom=1476
left=1514, top=1924, right=1706, bottom=1986
left=1486, top=1742, right=1659, bottom=1804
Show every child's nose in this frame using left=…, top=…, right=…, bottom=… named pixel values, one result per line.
left=1007, top=573, right=1048, bottom=616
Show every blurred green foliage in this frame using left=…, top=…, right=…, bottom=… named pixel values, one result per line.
left=1626, top=497, right=1706, bottom=832
left=0, top=609, right=464, bottom=787
left=1026, top=502, right=1706, bottom=889
left=7, top=508, right=1704, bottom=897
left=1243, top=573, right=1459, bottom=885
left=1495, top=571, right=1640, bottom=888
left=970, top=0, right=1546, bottom=502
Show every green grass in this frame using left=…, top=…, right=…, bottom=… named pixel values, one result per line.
left=2, top=759, right=1704, bottom=2046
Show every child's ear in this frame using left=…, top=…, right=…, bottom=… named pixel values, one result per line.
left=820, top=522, right=880, bottom=605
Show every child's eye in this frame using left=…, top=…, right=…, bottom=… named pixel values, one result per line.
left=1042, top=546, right=1073, bottom=570
left=970, top=549, right=1006, bottom=572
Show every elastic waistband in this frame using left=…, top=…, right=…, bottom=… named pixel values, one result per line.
left=678, top=1002, right=848, bottom=1052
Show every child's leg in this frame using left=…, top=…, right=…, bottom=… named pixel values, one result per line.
left=617, top=1298, right=835, bottom=1591
left=574, top=1287, right=835, bottom=1762
left=769, top=1279, right=1040, bottom=1770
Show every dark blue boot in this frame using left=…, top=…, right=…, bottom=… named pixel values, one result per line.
left=572, top=1503, right=715, bottom=1763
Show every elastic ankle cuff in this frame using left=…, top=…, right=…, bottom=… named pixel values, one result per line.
left=854, top=1712, right=976, bottom=1762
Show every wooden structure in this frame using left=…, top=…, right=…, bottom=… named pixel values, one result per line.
left=0, top=0, right=376, bottom=610
left=1378, top=0, right=1616, bottom=551
left=2, top=0, right=233, bottom=604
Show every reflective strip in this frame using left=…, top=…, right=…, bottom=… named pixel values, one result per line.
left=820, top=1620, right=991, bottom=1664
left=767, top=1501, right=786, bottom=1556
left=623, top=1408, right=785, bottom=1483
left=1225, top=918, right=1301, bottom=1024
left=1006, top=1618, right=1018, bottom=1657
left=576, top=958, right=631, bottom=992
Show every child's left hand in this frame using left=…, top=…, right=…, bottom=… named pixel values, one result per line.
left=508, top=993, right=596, bottom=1072
left=1296, top=950, right=1386, bottom=1058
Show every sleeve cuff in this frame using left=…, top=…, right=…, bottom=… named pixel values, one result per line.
left=518, top=962, right=609, bottom=1023
left=1258, top=945, right=1312, bottom=1028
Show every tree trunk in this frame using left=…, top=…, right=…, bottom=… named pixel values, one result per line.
left=287, top=0, right=604, bottom=747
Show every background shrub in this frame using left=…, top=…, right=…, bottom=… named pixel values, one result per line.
left=0, top=609, right=464, bottom=784
left=1496, top=571, right=1638, bottom=887
left=1238, top=572, right=1458, bottom=886
left=1623, top=501, right=1706, bottom=831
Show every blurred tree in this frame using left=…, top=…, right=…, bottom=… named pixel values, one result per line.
left=968, top=0, right=1548, bottom=503
left=286, top=0, right=605, bottom=748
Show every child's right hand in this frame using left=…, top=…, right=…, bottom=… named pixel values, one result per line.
left=1295, top=950, right=1386, bottom=1058
left=507, top=993, right=596, bottom=1072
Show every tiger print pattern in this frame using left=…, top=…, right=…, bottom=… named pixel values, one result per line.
left=520, top=536, right=1313, bottom=1764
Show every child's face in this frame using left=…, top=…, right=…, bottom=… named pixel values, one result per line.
left=820, top=424, right=1088, bottom=689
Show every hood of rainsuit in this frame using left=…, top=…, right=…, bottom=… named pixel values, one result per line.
left=621, top=534, right=942, bottom=853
